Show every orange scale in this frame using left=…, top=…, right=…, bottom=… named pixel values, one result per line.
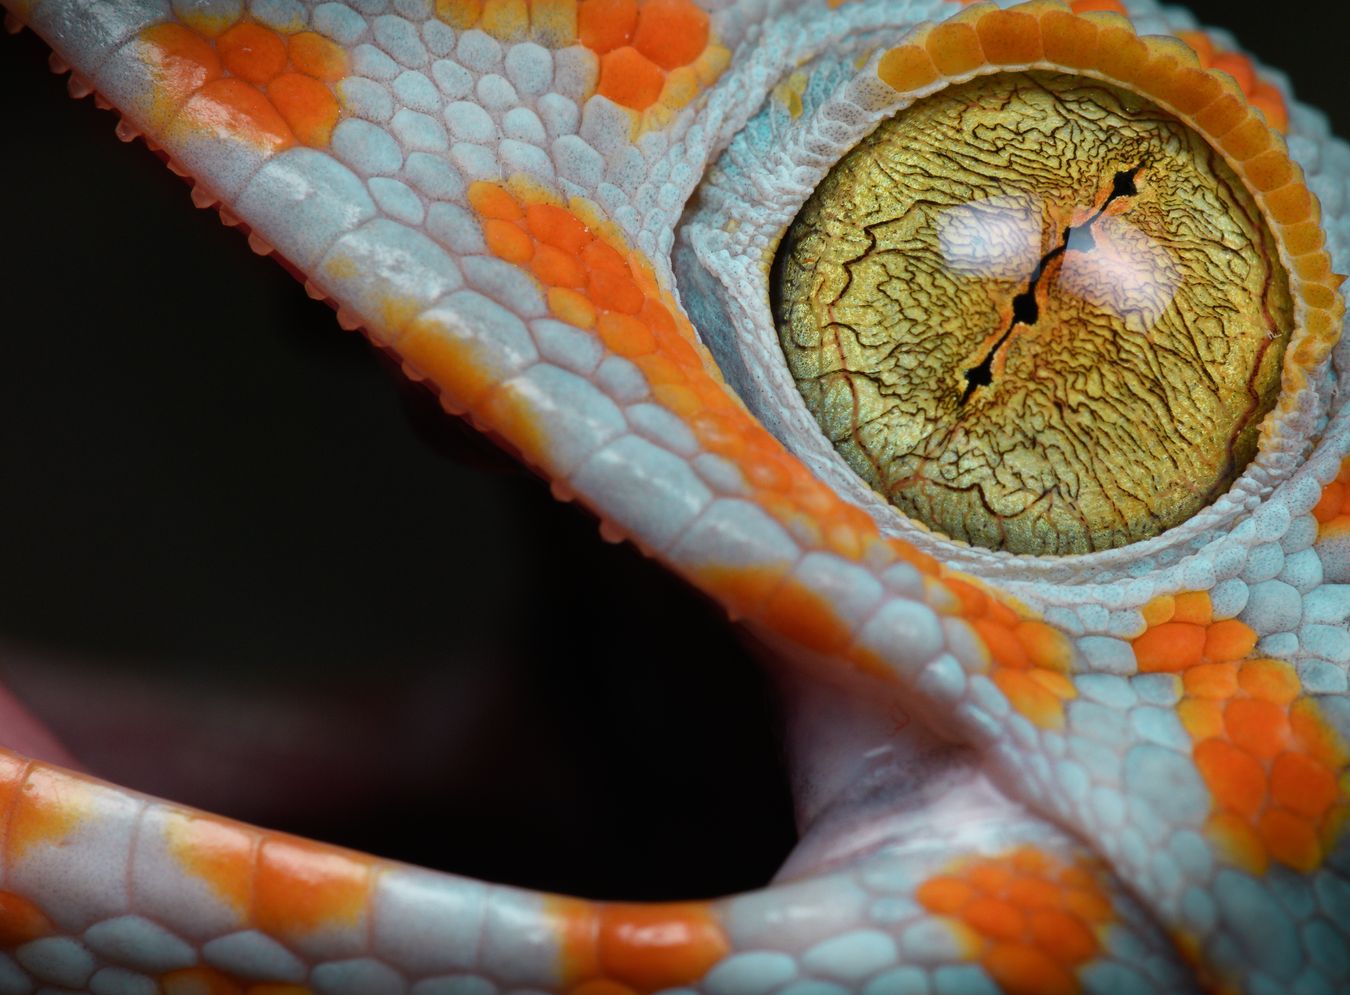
left=1223, top=697, right=1291, bottom=761
left=591, top=903, right=729, bottom=992
left=1183, top=662, right=1238, bottom=699
left=745, top=458, right=789, bottom=492
left=974, top=618, right=1030, bottom=670
left=1027, top=669, right=1076, bottom=702
left=253, top=836, right=372, bottom=939
left=1208, top=811, right=1268, bottom=873
left=571, top=982, right=637, bottom=995
left=183, top=78, right=295, bottom=151
left=1267, top=183, right=1316, bottom=225
left=268, top=72, right=340, bottom=148
left=1336, top=457, right=1350, bottom=484
left=967, top=860, right=1014, bottom=895
left=1204, top=619, right=1258, bottom=662
left=1068, top=0, right=1126, bottom=12
left=1140, top=595, right=1175, bottom=627
left=648, top=383, right=702, bottom=418
left=483, top=219, right=535, bottom=264
left=578, top=0, right=638, bottom=55
left=638, top=298, right=677, bottom=337
left=1133, top=621, right=1206, bottom=673
left=1208, top=51, right=1256, bottom=93
left=1030, top=909, right=1099, bottom=964
left=984, top=596, right=1019, bottom=629
left=469, top=186, right=522, bottom=225
left=924, top=21, right=987, bottom=77
left=582, top=238, right=631, bottom=277
left=824, top=521, right=867, bottom=561
left=973, top=9, right=1044, bottom=66
left=218, top=23, right=288, bottom=85
left=1313, top=482, right=1345, bottom=524
left=631, top=0, right=709, bottom=71
left=964, top=896, right=1027, bottom=941
left=983, top=943, right=1078, bottom=995
left=1194, top=93, right=1250, bottom=139
left=288, top=31, right=350, bottom=82
left=1095, top=27, right=1151, bottom=86
left=1006, top=877, right=1062, bottom=912
left=1015, top=621, right=1071, bottom=673
left=0, top=892, right=53, bottom=947
left=1178, top=699, right=1226, bottom=740
left=945, top=578, right=991, bottom=620
left=549, top=287, right=598, bottom=329
left=526, top=203, right=593, bottom=254
left=917, top=876, right=977, bottom=915
left=1008, top=847, right=1052, bottom=875
left=597, top=312, right=657, bottom=357
left=1290, top=700, right=1350, bottom=767
left=531, top=243, right=588, bottom=288
left=1194, top=739, right=1268, bottom=818
left=1238, top=659, right=1301, bottom=704
left=139, top=23, right=224, bottom=106
left=161, top=966, right=246, bottom=995
left=1061, top=886, right=1113, bottom=923
left=1037, top=10, right=1099, bottom=70
left=1243, top=149, right=1295, bottom=192
left=1270, top=751, right=1339, bottom=820
left=589, top=269, right=646, bottom=314
left=643, top=356, right=692, bottom=389
left=1258, top=808, right=1322, bottom=873
left=597, top=46, right=666, bottom=112
left=1172, top=591, right=1214, bottom=626
left=877, top=45, right=941, bottom=94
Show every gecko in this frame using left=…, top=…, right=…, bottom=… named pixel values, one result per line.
left=1, top=0, right=1349, bottom=993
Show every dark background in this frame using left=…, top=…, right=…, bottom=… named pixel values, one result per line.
left=0, top=1, right=1345, bottom=900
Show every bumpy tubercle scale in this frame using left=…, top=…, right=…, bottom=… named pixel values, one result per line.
left=775, top=69, right=1293, bottom=556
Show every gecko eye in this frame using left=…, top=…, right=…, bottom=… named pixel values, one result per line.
left=771, top=70, right=1293, bottom=556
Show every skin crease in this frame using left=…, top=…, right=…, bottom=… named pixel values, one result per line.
left=0, top=0, right=1348, bottom=982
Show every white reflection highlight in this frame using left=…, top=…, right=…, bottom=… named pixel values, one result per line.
left=935, top=193, right=1042, bottom=281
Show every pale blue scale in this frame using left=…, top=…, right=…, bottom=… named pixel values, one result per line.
left=374, top=13, right=428, bottom=66
left=312, top=1, right=368, bottom=44
left=340, top=76, right=397, bottom=121
left=702, top=951, right=797, bottom=995
left=392, top=109, right=450, bottom=152
left=393, top=69, right=441, bottom=113
left=800, top=931, right=897, bottom=982
left=332, top=118, right=405, bottom=175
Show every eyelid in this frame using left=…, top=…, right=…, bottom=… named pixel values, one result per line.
left=681, top=0, right=1343, bottom=579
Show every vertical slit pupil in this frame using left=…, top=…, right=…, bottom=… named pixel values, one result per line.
left=959, top=165, right=1142, bottom=406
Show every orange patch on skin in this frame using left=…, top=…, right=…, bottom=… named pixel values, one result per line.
left=254, top=837, right=373, bottom=938
left=161, top=967, right=246, bottom=995
left=139, top=19, right=348, bottom=151
left=597, top=46, right=666, bottom=111
left=0, top=892, right=53, bottom=947
left=631, top=0, right=709, bottom=70
left=218, top=22, right=288, bottom=84
left=1314, top=457, right=1350, bottom=535
left=182, top=77, right=296, bottom=150
left=578, top=0, right=714, bottom=112
left=287, top=32, right=349, bottom=81
left=139, top=23, right=224, bottom=109
left=268, top=73, right=340, bottom=147
left=164, top=812, right=256, bottom=914
left=5, top=766, right=87, bottom=863
left=554, top=899, right=729, bottom=993
left=1135, top=591, right=1350, bottom=873
left=918, top=847, right=1114, bottom=995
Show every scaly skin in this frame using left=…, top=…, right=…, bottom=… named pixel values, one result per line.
left=1, top=1, right=1349, bottom=994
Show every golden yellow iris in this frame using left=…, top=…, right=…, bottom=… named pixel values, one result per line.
left=773, top=71, right=1292, bottom=556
